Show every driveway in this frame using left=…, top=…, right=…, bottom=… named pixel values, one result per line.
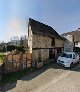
left=2, top=62, right=80, bottom=92
left=41, top=64, right=80, bottom=92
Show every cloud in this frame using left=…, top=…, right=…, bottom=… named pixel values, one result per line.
left=4, top=17, right=28, bottom=42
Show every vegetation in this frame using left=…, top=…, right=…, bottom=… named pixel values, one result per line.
left=6, top=45, right=25, bottom=52
left=0, top=53, right=4, bottom=64
left=3, top=46, right=6, bottom=52
left=0, top=68, right=31, bottom=85
left=0, top=62, right=53, bottom=85
left=7, top=45, right=16, bottom=51
left=16, top=45, right=25, bottom=52
left=24, top=47, right=29, bottom=53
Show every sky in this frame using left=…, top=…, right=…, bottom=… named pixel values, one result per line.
left=0, top=0, right=80, bottom=42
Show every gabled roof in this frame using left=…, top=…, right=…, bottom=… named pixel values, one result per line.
left=62, top=29, right=80, bottom=42
left=29, top=18, right=62, bottom=39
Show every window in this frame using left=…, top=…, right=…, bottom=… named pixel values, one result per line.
left=51, top=38, right=55, bottom=46
left=61, top=52, right=66, bottom=57
left=61, top=52, right=72, bottom=58
left=66, top=54, right=72, bottom=58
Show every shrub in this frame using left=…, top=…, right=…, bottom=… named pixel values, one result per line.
left=7, top=45, right=16, bottom=51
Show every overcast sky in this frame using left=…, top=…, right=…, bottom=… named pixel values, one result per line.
left=0, top=0, right=80, bottom=42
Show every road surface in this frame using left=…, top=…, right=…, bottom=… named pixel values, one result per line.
left=2, top=62, right=80, bottom=92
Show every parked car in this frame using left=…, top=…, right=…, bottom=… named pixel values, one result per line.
left=57, top=52, right=79, bottom=68
left=77, top=52, right=80, bottom=59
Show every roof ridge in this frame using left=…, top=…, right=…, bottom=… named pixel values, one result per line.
left=29, top=18, right=55, bottom=30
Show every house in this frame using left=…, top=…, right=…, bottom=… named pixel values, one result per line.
left=28, top=18, right=64, bottom=67
left=62, top=28, right=80, bottom=52
left=62, top=35, right=74, bottom=52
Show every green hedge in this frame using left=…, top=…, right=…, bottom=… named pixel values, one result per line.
left=6, top=45, right=25, bottom=52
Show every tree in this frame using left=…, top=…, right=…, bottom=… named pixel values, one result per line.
left=20, top=37, right=24, bottom=46
left=10, top=36, right=20, bottom=46
left=3, top=46, right=6, bottom=52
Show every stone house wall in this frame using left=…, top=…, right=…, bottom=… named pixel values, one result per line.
left=31, top=34, right=52, bottom=65
left=32, top=34, right=52, bottom=48
left=55, top=39, right=64, bottom=47
left=28, top=26, right=64, bottom=66
left=28, top=26, right=33, bottom=53
left=28, top=18, right=64, bottom=67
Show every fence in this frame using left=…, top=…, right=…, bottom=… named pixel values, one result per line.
left=2, top=53, right=32, bottom=74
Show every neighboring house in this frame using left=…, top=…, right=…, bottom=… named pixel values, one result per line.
left=62, top=28, right=80, bottom=52
left=28, top=18, right=64, bottom=67
left=63, top=35, right=74, bottom=52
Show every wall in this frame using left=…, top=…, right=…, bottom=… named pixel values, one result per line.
left=28, top=26, right=33, bottom=53
left=32, top=34, right=52, bottom=48
left=32, top=34, right=64, bottom=48
left=64, top=35, right=74, bottom=52
left=28, top=27, right=64, bottom=66
left=55, top=38, right=64, bottom=47
left=32, top=49, right=49, bottom=65
left=32, top=34, right=51, bottom=65
left=75, top=42, right=80, bottom=47
left=32, top=34, right=64, bottom=64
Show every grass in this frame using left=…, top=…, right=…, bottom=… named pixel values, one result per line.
left=0, top=53, right=4, bottom=64
left=0, top=58, right=3, bottom=63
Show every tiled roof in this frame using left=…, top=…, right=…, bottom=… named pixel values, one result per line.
left=29, top=18, right=62, bottom=39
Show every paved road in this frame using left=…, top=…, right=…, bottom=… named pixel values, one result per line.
left=41, top=68, right=80, bottom=92
left=3, top=62, right=80, bottom=92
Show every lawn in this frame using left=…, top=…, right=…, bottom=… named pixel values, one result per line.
left=0, top=53, right=4, bottom=64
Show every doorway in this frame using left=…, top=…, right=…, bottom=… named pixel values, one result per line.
left=49, top=49, right=55, bottom=59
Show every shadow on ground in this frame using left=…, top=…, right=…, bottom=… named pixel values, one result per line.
left=1, top=61, right=80, bottom=92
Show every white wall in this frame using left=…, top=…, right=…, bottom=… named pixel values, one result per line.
left=64, top=35, right=74, bottom=52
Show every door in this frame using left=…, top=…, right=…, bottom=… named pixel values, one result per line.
left=49, top=49, right=55, bottom=59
